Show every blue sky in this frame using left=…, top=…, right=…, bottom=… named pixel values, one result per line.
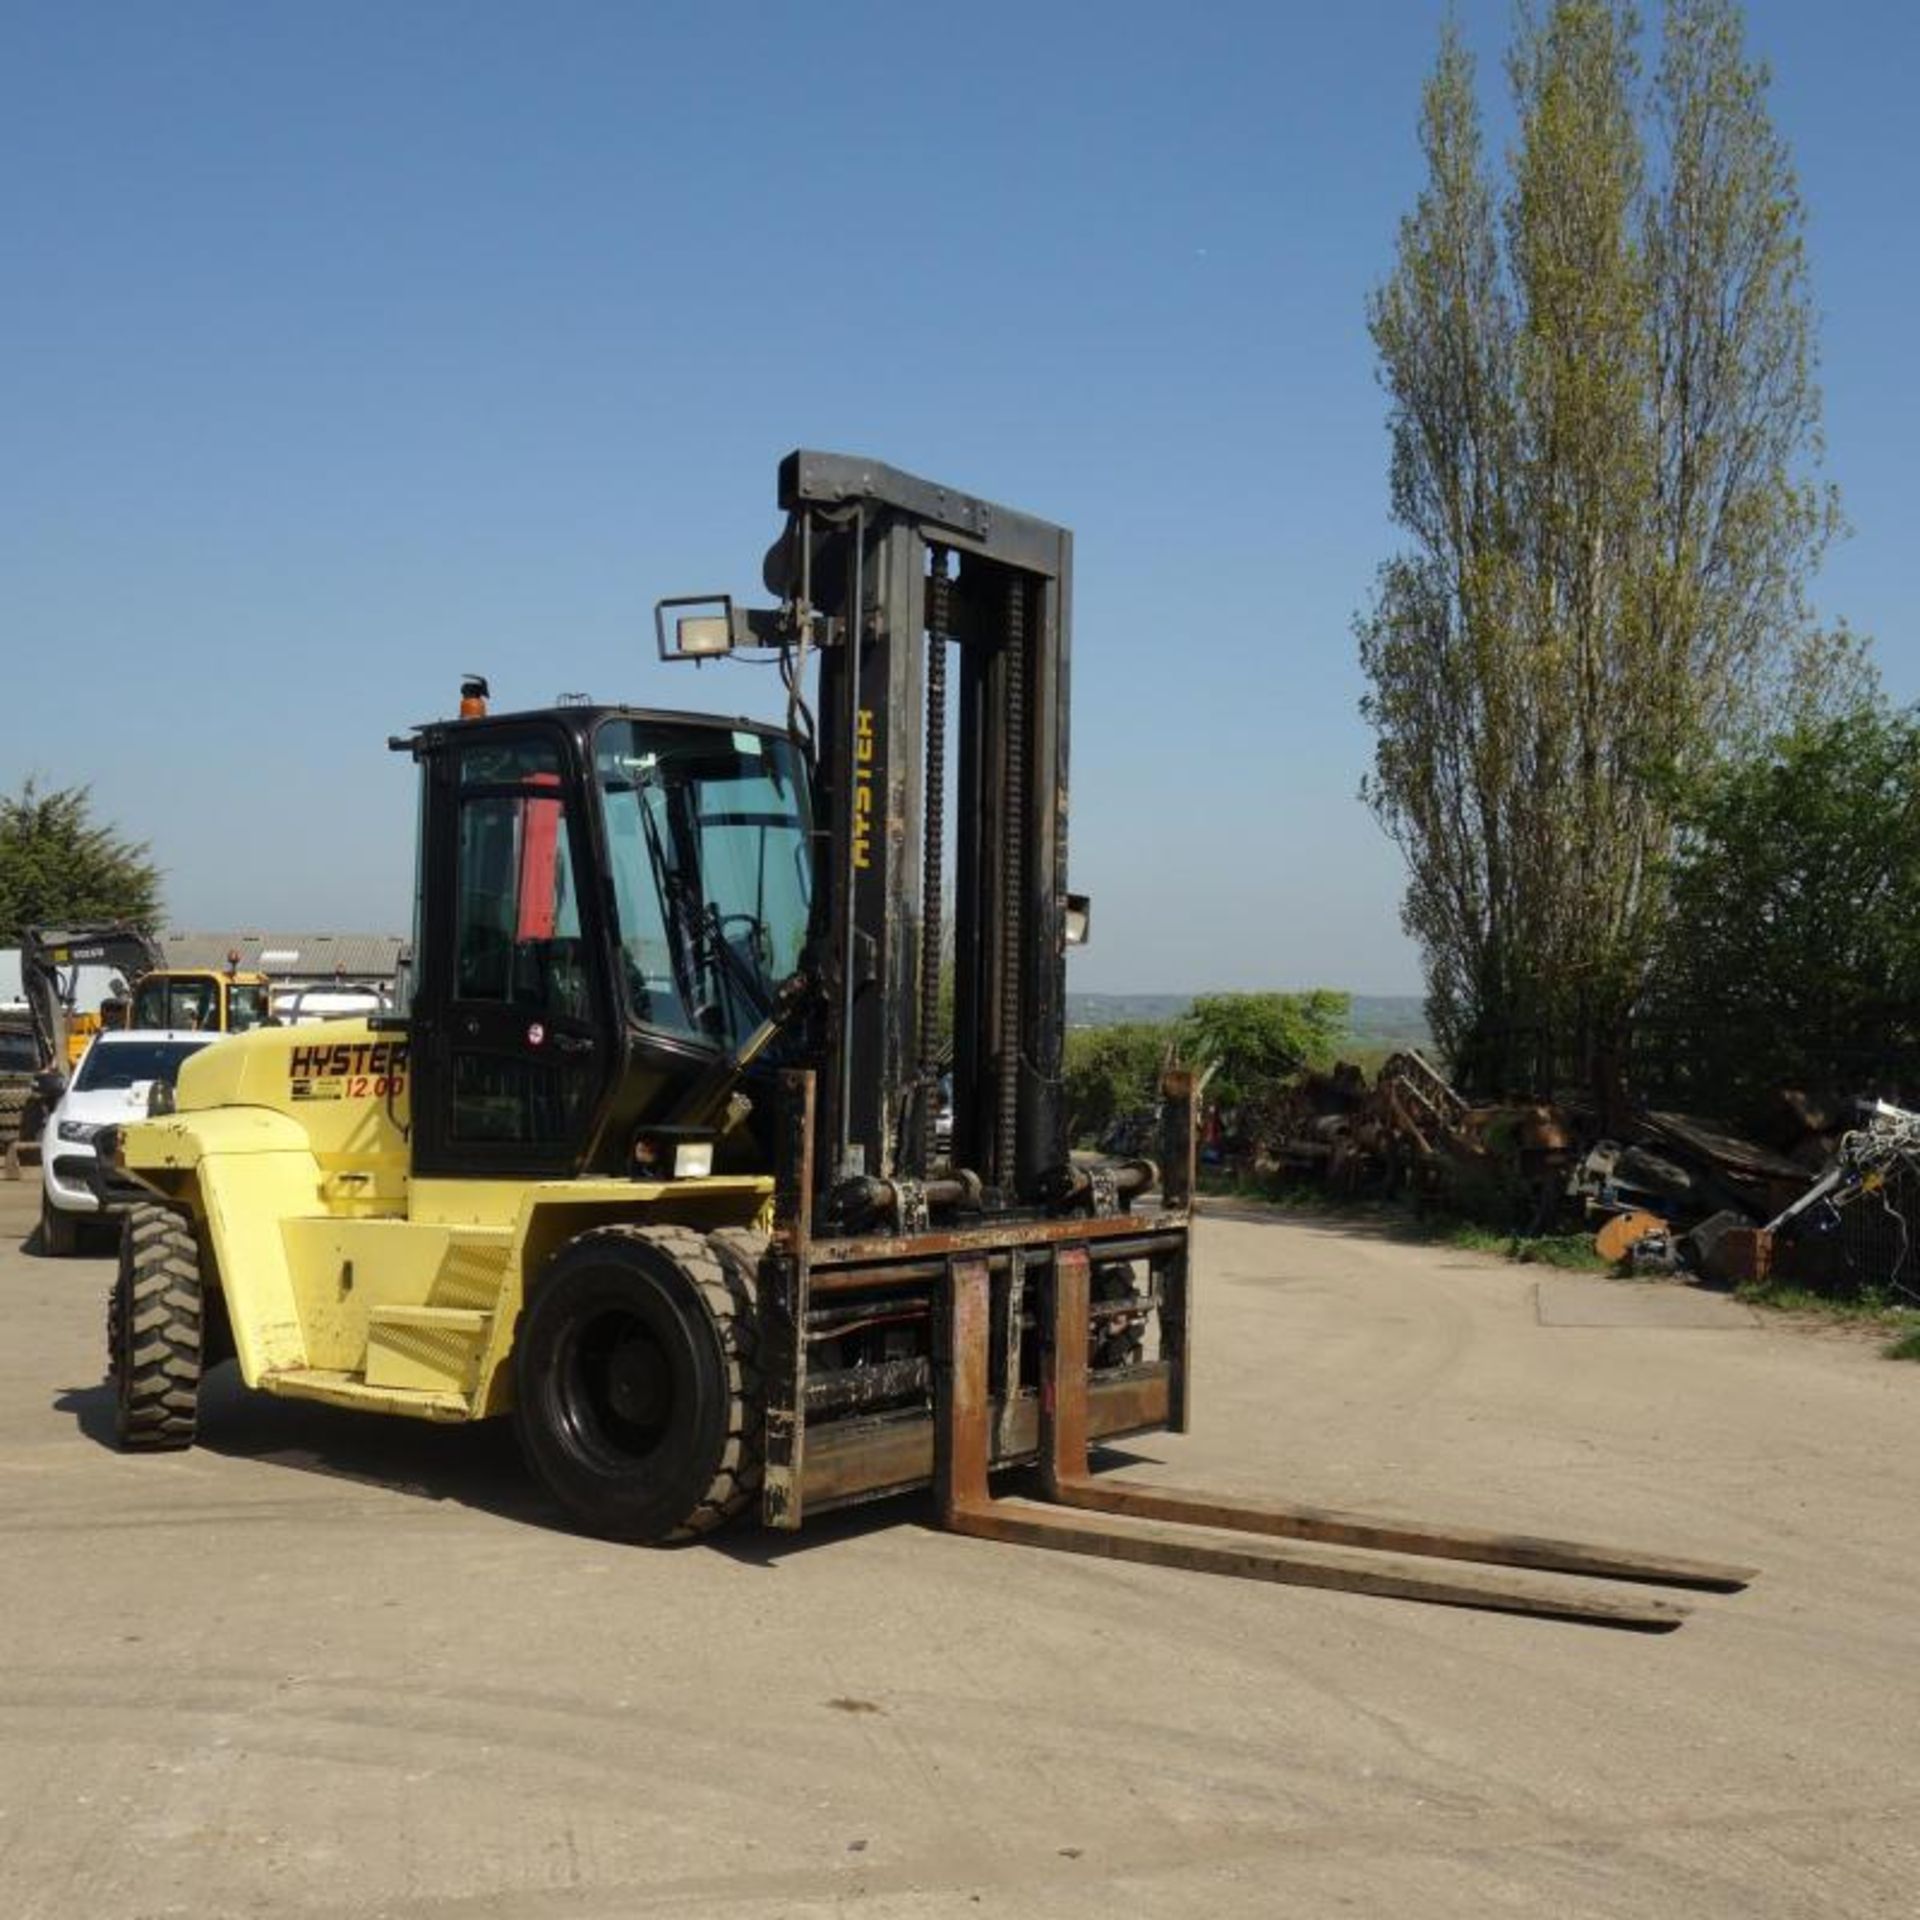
left=4, top=1, right=1914, bottom=994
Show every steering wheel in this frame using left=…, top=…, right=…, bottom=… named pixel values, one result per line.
left=715, top=913, right=770, bottom=968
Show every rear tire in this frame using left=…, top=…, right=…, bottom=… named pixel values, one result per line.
left=40, top=1192, right=79, bottom=1258
left=109, top=1205, right=202, bottom=1451
left=0, top=1080, right=28, bottom=1156
left=514, top=1225, right=761, bottom=1543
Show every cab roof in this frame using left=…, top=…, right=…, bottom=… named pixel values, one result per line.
left=399, top=704, right=798, bottom=755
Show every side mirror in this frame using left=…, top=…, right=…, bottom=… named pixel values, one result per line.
left=34, top=1069, right=67, bottom=1103
left=371, top=950, right=415, bottom=1033
left=1064, top=893, right=1092, bottom=947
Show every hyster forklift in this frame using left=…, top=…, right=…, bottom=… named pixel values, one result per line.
left=107, top=452, right=1751, bottom=1626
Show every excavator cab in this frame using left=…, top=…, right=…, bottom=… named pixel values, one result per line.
left=127, top=968, right=273, bottom=1035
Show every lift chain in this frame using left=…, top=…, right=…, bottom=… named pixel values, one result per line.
left=892, top=1177, right=931, bottom=1236
left=920, top=548, right=952, bottom=1165
left=1087, top=1165, right=1120, bottom=1218
left=997, top=575, right=1026, bottom=1191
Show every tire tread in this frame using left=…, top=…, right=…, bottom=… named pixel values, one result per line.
left=109, top=1204, right=201, bottom=1452
left=526, top=1223, right=764, bottom=1542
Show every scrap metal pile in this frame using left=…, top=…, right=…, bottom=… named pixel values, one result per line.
left=1244, top=1051, right=1920, bottom=1300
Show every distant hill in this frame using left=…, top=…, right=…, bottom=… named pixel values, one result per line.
left=1065, top=992, right=1432, bottom=1057
left=1064, top=993, right=1194, bottom=1029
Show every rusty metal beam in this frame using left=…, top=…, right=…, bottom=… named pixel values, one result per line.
left=805, top=1228, right=1185, bottom=1297
left=799, top=1369, right=1169, bottom=1514
left=808, top=1212, right=1178, bottom=1270
left=936, top=1253, right=995, bottom=1521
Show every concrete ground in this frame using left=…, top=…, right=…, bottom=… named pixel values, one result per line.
left=2, top=1178, right=1916, bottom=1919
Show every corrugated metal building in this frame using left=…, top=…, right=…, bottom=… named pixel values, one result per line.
left=155, top=931, right=406, bottom=983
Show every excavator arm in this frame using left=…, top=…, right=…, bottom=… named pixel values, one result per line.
left=19, top=923, right=166, bottom=1069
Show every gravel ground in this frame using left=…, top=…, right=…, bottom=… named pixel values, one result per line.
left=2, top=1178, right=1915, bottom=1919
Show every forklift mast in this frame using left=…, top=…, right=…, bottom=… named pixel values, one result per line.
left=764, top=452, right=1075, bottom=1208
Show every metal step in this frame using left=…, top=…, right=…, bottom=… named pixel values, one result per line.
left=260, top=1367, right=471, bottom=1421
left=365, top=1305, right=492, bottom=1397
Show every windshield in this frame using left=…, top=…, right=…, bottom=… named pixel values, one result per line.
left=130, top=975, right=271, bottom=1032
left=76, top=1039, right=209, bottom=1092
left=595, top=719, right=812, bottom=1049
left=131, top=976, right=217, bottom=1032
left=230, top=983, right=272, bottom=1030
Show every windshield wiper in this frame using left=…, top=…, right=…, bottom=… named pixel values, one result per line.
left=697, top=903, right=775, bottom=1024
left=633, top=779, right=724, bottom=1037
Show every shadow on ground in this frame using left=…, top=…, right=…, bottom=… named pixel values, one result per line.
left=47, top=1361, right=1049, bottom=1565
left=33, top=1167, right=1173, bottom=1563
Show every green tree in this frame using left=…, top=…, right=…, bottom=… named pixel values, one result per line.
left=0, top=779, right=162, bottom=937
left=1360, top=0, right=1842, bottom=1099
left=1176, top=991, right=1350, bottom=1111
left=1063, top=1022, right=1173, bottom=1147
left=1643, top=699, right=1920, bottom=1110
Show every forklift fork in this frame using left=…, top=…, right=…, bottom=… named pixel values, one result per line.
left=937, top=1247, right=1754, bottom=1631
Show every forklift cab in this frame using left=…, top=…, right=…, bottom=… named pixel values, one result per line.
left=403, top=706, right=814, bottom=1180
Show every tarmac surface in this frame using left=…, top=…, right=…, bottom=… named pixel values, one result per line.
left=2, top=1176, right=1916, bottom=1918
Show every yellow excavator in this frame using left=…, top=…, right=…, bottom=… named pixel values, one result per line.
left=123, top=954, right=273, bottom=1036
left=100, top=452, right=1753, bottom=1628
left=20, top=925, right=167, bottom=1069
left=21, top=926, right=274, bottom=1065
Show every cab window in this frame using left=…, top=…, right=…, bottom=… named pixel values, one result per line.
left=448, top=734, right=596, bottom=1146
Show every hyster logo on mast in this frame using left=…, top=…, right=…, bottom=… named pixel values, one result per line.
left=853, top=708, right=876, bottom=871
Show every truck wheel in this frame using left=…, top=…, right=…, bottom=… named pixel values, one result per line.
left=108, top=1205, right=202, bottom=1451
left=0, top=1080, right=28, bottom=1154
left=514, top=1225, right=761, bottom=1543
left=40, top=1193, right=79, bottom=1258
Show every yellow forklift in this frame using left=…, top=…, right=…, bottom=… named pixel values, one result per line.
left=104, top=453, right=1751, bottom=1626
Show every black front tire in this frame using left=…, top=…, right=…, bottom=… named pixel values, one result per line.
left=109, top=1205, right=203, bottom=1450
left=41, top=1193, right=80, bottom=1258
left=513, top=1225, right=761, bottom=1543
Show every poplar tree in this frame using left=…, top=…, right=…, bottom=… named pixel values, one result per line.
left=1359, top=0, right=1839, bottom=1097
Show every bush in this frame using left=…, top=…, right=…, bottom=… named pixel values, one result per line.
left=1643, top=700, right=1920, bottom=1109
left=1063, top=1022, right=1172, bottom=1147
left=1176, top=991, right=1350, bottom=1111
